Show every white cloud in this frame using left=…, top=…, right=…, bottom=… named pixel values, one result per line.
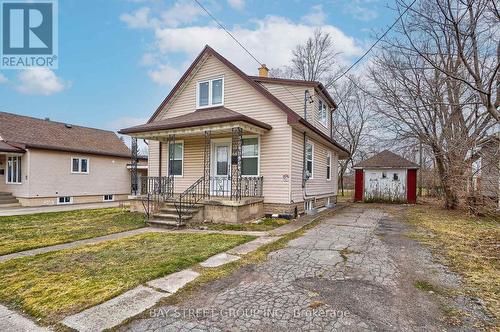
left=152, top=16, right=362, bottom=75
left=0, top=73, right=7, bottom=84
left=160, top=1, right=204, bottom=28
left=148, top=63, right=183, bottom=86
left=120, top=7, right=154, bottom=29
left=227, top=0, right=245, bottom=10
left=343, top=4, right=378, bottom=21
left=16, top=68, right=68, bottom=95
left=301, top=5, right=326, bottom=26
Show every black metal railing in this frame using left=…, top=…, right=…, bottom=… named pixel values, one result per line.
left=209, top=176, right=263, bottom=198
left=140, top=176, right=174, bottom=218
left=241, top=176, right=264, bottom=197
left=174, top=177, right=205, bottom=225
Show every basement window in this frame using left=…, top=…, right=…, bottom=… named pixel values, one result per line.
left=103, top=194, right=114, bottom=202
left=58, top=196, right=72, bottom=205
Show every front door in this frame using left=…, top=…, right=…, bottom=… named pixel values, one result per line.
left=211, top=141, right=231, bottom=196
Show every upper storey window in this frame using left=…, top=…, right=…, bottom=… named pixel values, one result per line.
left=197, top=77, right=224, bottom=108
left=318, top=99, right=328, bottom=127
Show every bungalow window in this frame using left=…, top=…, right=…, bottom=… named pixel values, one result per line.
left=168, top=142, right=183, bottom=176
left=197, top=77, right=224, bottom=108
left=58, top=196, right=72, bottom=204
left=7, top=155, right=22, bottom=184
left=318, top=100, right=327, bottom=126
left=326, top=152, right=331, bottom=180
left=242, top=137, right=259, bottom=176
left=72, top=158, right=89, bottom=174
left=306, top=142, right=314, bottom=179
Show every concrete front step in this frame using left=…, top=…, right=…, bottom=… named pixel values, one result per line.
left=0, top=202, right=22, bottom=208
left=159, top=207, right=198, bottom=214
left=153, top=213, right=192, bottom=221
left=148, top=219, right=186, bottom=228
left=0, top=197, right=18, bottom=203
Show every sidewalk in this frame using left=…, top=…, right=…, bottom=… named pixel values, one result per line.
left=0, top=201, right=125, bottom=217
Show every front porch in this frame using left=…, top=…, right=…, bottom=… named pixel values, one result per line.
left=121, top=107, right=272, bottom=226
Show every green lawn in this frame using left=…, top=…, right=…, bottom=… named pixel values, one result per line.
left=0, top=208, right=146, bottom=256
left=0, top=232, right=254, bottom=323
left=190, top=218, right=290, bottom=231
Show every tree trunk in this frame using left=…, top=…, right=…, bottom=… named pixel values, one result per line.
left=433, top=148, right=459, bottom=209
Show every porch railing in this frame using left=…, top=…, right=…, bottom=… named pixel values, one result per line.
left=140, top=176, right=174, bottom=218
left=209, top=176, right=263, bottom=198
left=174, top=176, right=205, bottom=226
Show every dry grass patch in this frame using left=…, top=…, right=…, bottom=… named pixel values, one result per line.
left=0, top=208, right=146, bottom=255
left=404, top=206, right=499, bottom=320
left=0, top=232, right=254, bottom=324
left=190, top=218, right=290, bottom=232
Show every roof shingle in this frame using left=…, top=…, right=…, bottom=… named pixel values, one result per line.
left=0, top=112, right=131, bottom=158
left=119, top=107, right=272, bottom=134
left=353, top=150, right=419, bottom=169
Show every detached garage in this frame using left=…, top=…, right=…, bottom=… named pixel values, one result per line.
left=353, top=150, right=419, bottom=203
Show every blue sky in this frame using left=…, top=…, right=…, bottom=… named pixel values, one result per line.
left=0, top=0, right=397, bottom=135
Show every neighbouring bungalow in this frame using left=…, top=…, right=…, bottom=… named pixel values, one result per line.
left=353, top=150, right=419, bottom=203
left=0, top=111, right=140, bottom=207
left=120, top=45, right=350, bottom=226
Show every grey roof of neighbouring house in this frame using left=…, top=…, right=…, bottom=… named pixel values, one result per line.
left=353, top=150, right=419, bottom=169
left=0, top=111, right=131, bottom=158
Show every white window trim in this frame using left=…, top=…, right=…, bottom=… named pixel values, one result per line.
left=57, top=196, right=73, bottom=205
left=196, top=76, right=224, bottom=109
left=6, top=155, right=22, bottom=184
left=306, top=141, right=314, bottom=179
left=326, top=152, right=332, bottom=181
left=103, top=194, right=114, bottom=202
left=168, top=140, right=184, bottom=177
left=318, top=99, right=328, bottom=128
left=71, top=157, right=89, bottom=174
left=241, top=135, right=260, bottom=177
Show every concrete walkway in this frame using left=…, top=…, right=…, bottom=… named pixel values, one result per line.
left=0, top=201, right=125, bottom=217
left=119, top=205, right=489, bottom=332
left=0, top=304, right=50, bottom=332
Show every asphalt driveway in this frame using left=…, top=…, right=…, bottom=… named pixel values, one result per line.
left=120, top=206, right=488, bottom=331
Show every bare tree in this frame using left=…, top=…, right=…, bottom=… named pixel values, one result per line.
left=396, top=0, right=500, bottom=120
left=272, top=29, right=341, bottom=87
left=369, top=28, right=496, bottom=209
left=332, top=76, right=373, bottom=195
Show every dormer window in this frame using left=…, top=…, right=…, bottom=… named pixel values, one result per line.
left=197, top=77, right=224, bottom=108
left=318, top=99, right=328, bottom=127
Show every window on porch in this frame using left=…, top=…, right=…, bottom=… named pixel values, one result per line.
left=242, top=137, right=259, bottom=176
left=7, top=155, right=21, bottom=184
left=168, top=142, right=184, bottom=176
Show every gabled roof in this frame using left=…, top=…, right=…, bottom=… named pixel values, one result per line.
left=144, top=45, right=348, bottom=156
left=120, top=106, right=272, bottom=134
left=249, top=76, right=337, bottom=109
left=353, top=150, right=419, bottom=169
left=0, top=112, right=131, bottom=158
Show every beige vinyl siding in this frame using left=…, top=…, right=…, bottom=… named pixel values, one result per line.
left=258, top=82, right=309, bottom=120
left=290, top=129, right=338, bottom=203
left=148, top=140, right=160, bottom=177
left=25, top=149, right=130, bottom=198
left=153, top=54, right=291, bottom=204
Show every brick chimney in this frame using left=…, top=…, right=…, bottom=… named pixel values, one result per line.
left=258, top=64, right=269, bottom=77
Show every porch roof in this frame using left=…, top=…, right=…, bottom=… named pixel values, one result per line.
left=119, top=107, right=272, bottom=138
left=0, top=141, right=25, bottom=153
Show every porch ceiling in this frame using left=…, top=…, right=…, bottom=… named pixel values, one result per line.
left=119, top=107, right=271, bottom=140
